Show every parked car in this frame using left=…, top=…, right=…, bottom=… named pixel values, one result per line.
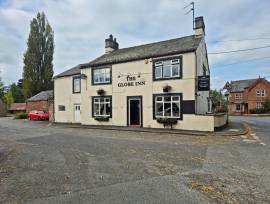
left=27, top=110, right=49, bottom=120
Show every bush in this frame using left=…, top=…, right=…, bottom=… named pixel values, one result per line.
left=15, top=113, right=27, bottom=119
left=249, top=108, right=267, bottom=114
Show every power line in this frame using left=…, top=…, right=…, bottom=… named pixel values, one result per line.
left=208, top=37, right=270, bottom=43
left=208, top=45, right=270, bottom=55
left=212, top=56, right=270, bottom=67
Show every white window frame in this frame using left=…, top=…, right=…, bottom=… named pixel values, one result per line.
left=93, top=97, right=111, bottom=117
left=256, top=102, right=263, bottom=109
left=154, top=95, right=181, bottom=118
left=154, top=58, right=181, bottom=80
left=73, top=77, right=81, bottom=93
left=93, top=67, right=111, bottom=84
left=256, top=89, right=266, bottom=97
left=235, top=104, right=241, bottom=112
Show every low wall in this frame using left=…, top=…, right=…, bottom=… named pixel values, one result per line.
left=213, top=113, right=227, bottom=128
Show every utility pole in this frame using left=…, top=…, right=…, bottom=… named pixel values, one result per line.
left=184, top=2, right=195, bottom=30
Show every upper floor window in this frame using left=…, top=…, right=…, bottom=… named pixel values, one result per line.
left=92, top=96, right=112, bottom=117
left=73, top=76, right=81, bottom=93
left=256, top=89, right=266, bottom=97
left=92, top=67, right=111, bottom=85
left=235, top=93, right=242, bottom=100
left=153, top=57, right=182, bottom=80
left=154, top=94, right=182, bottom=119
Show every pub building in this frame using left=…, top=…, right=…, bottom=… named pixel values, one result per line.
left=54, top=16, right=226, bottom=132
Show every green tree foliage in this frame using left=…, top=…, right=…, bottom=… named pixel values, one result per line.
left=10, top=81, right=25, bottom=103
left=0, top=77, right=4, bottom=100
left=210, top=89, right=226, bottom=113
left=263, top=98, right=270, bottom=112
left=3, top=91, right=14, bottom=108
left=23, top=12, right=54, bottom=98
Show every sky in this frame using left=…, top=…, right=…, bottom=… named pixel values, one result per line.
left=0, top=0, right=270, bottom=89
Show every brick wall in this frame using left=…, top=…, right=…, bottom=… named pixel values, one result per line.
left=247, top=80, right=270, bottom=112
left=26, top=101, right=49, bottom=113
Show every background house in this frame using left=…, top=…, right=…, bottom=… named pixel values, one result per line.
left=26, top=90, right=54, bottom=121
left=224, top=78, right=270, bottom=115
left=8, top=103, right=26, bottom=114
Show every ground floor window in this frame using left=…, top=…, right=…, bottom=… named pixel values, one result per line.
left=153, top=94, right=182, bottom=119
left=235, top=104, right=241, bottom=112
left=92, top=96, right=112, bottom=117
left=256, top=102, right=263, bottom=109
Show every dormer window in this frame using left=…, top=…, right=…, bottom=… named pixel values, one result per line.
left=153, top=57, right=182, bottom=81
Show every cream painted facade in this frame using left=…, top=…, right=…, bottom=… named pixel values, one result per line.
left=54, top=16, right=226, bottom=132
left=54, top=51, right=218, bottom=131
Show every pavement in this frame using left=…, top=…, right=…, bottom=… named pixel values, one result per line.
left=0, top=117, right=269, bottom=203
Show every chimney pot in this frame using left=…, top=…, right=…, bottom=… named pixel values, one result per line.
left=105, top=34, right=119, bottom=53
left=195, top=16, right=205, bottom=36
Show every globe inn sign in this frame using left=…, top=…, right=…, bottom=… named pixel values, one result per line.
left=53, top=16, right=226, bottom=132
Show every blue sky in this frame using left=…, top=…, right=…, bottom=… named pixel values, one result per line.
left=0, top=0, right=270, bottom=89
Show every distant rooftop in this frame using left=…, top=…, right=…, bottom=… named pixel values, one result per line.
left=27, top=90, right=53, bottom=102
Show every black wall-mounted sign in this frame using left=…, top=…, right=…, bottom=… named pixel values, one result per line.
left=198, top=75, right=210, bottom=91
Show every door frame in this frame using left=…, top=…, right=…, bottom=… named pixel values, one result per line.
left=74, top=104, right=81, bottom=123
left=127, top=96, right=143, bottom=127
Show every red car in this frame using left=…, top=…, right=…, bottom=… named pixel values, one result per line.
left=28, top=110, right=49, bottom=120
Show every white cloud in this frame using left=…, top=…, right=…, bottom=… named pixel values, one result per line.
left=0, top=0, right=270, bottom=89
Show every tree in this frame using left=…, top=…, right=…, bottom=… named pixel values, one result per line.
left=263, top=98, right=270, bottom=112
left=0, top=77, right=4, bottom=100
left=23, top=12, right=54, bottom=98
left=9, top=82, right=25, bottom=103
left=210, top=89, right=226, bottom=113
left=3, top=91, right=14, bottom=108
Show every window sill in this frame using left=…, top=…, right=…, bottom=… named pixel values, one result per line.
left=153, top=77, right=182, bottom=81
left=94, top=117, right=110, bottom=121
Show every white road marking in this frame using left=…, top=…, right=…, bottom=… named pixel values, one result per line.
left=260, top=142, right=266, bottom=146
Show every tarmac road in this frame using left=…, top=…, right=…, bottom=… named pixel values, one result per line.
left=0, top=117, right=269, bottom=203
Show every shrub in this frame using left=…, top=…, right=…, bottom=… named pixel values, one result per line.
left=15, top=113, right=27, bottom=119
left=249, top=108, right=267, bottom=114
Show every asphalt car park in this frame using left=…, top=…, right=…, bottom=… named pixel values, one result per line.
left=0, top=116, right=269, bottom=203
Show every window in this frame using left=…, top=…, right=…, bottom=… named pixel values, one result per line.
left=73, top=76, right=81, bottom=93
left=207, top=97, right=212, bottom=113
left=58, top=105, right=65, bottom=111
left=153, top=57, right=181, bottom=80
left=256, top=102, right=263, bottom=109
left=256, top=89, right=266, bottom=97
left=235, top=93, right=242, bottom=100
left=92, top=96, right=112, bottom=117
left=154, top=94, right=181, bottom=119
left=92, top=67, right=111, bottom=84
left=235, top=104, right=241, bottom=112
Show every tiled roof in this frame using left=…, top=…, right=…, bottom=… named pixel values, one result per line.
left=9, top=103, right=26, bottom=111
left=27, top=90, right=53, bottom=102
left=81, top=35, right=202, bottom=67
left=54, top=65, right=81, bottom=79
left=230, top=79, right=257, bottom=92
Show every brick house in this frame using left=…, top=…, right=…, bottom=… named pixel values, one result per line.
left=8, top=103, right=26, bottom=114
left=224, top=78, right=270, bottom=115
left=26, top=90, right=54, bottom=121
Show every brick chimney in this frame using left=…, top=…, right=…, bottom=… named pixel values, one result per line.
left=105, top=34, right=119, bottom=53
left=195, top=16, right=205, bottom=36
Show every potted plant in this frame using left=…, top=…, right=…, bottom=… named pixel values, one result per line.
left=97, top=89, right=105, bottom=95
left=163, top=84, right=172, bottom=93
left=156, top=117, right=178, bottom=129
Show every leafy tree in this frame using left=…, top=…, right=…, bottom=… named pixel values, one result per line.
left=10, top=82, right=25, bottom=103
left=210, top=89, right=226, bottom=112
left=23, top=12, right=54, bottom=98
left=0, top=77, right=4, bottom=100
left=263, top=98, right=270, bottom=112
left=3, top=91, right=14, bottom=108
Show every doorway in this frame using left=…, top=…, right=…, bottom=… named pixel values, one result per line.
left=127, top=96, right=142, bottom=127
left=74, top=104, right=81, bottom=123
